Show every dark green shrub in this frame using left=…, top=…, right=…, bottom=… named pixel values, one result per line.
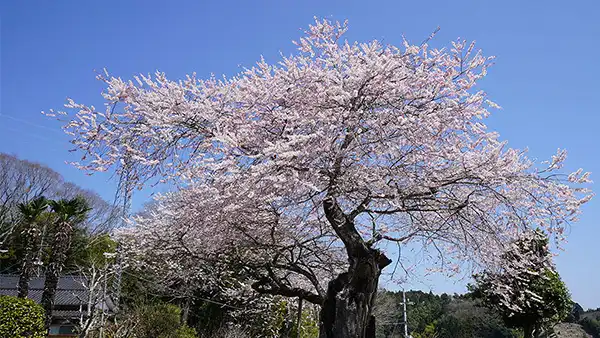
left=175, top=325, right=198, bottom=338
left=0, top=295, right=46, bottom=338
left=580, top=317, right=600, bottom=338
left=105, top=302, right=198, bottom=338
left=137, top=303, right=184, bottom=338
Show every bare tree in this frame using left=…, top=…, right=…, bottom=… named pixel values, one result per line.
left=0, top=153, right=59, bottom=238
left=0, top=153, right=120, bottom=257
left=74, top=263, right=113, bottom=338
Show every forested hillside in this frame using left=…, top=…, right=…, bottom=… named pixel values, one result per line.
left=374, top=290, right=517, bottom=337
left=374, top=290, right=598, bottom=338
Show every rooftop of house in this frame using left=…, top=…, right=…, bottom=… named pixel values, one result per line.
left=0, top=274, right=115, bottom=318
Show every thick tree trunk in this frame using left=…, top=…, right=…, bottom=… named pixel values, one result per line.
left=319, top=249, right=390, bottom=338
left=320, top=195, right=392, bottom=338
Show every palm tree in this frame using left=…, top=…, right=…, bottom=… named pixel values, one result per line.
left=41, top=196, right=90, bottom=329
left=17, top=196, right=48, bottom=298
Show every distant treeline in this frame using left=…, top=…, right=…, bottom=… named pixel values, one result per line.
left=374, top=289, right=598, bottom=338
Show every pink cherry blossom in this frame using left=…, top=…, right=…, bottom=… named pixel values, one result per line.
left=49, top=18, right=592, bottom=336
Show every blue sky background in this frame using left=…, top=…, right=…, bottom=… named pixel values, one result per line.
left=1, top=1, right=598, bottom=308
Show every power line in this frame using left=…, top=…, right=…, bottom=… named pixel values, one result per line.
left=0, top=113, right=64, bottom=134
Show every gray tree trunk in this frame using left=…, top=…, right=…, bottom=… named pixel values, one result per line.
left=319, top=195, right=391, bottom=338
left=319, top=249, right=389, bottom=338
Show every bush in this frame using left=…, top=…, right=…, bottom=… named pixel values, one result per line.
left=137, top=303, right=183, bottom=337
left=288, top=307, right=319, bottom=338
left=0, top=295, right=46, bottom=338
left=103, top=302, right=198, bottom=338
left=580, top=317, right=600, bottom=338
left=176, top=325, right=198, bottom=338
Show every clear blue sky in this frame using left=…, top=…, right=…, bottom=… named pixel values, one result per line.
left=1, top=0, right=598, bottom=308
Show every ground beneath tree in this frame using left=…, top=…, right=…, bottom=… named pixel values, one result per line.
left=554, top=323, right=591, bottom=337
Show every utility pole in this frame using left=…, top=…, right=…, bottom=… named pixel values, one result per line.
left=402, top=290, right=408, bottom=338
left=376, top=289, right=412, bottom=336
left=398, top=289, right=414, bottom=338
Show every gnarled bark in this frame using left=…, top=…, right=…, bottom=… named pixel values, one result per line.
left=319, top=248, right=391, bottom=338
left=319, top=195, right=392, bottom=338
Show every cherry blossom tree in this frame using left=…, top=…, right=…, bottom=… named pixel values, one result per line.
left=49, top=19, right=592, bottom=337
left=470, top=230, right=572, bottom=338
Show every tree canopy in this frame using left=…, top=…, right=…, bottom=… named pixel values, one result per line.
left=50, top=18, right=592, bottom=337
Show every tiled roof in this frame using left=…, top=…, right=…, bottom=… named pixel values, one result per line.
left=53, top=310, right=87, bottom=319
left=0, top=275, right=87, bottom=290
left=0, top=274, right=115, bottom=317
left=0, top=288, right=89, bottom=306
